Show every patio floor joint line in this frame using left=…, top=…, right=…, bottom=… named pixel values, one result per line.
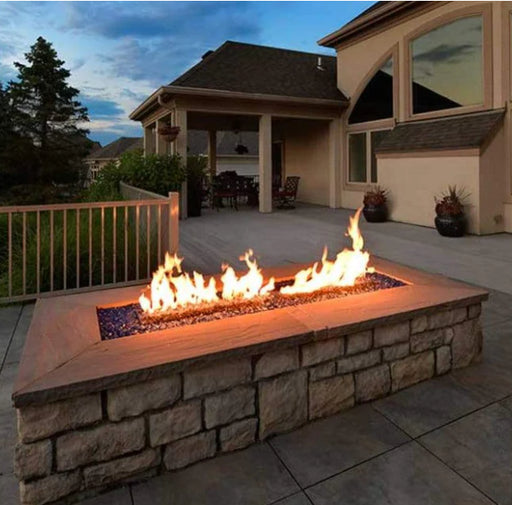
left=371, top=401, right=502, bottom=505
left=266, top=441, right=316, bottom=505
left=0, top=303, right=23, bottom=373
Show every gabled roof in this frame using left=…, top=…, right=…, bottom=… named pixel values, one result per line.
left=375, top=110, right=505, bottom=154
left=170, top=41, right=346, bottom=102
left=87, top=137, right=143, bottom=160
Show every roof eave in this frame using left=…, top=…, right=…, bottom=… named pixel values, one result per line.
left=162, top=85, right=347, bottom=107
left=318, top=1, right=418, bottom=48
left=130, top=84, right=347, bottom=123
left=129, top=86, right=166, bottom=121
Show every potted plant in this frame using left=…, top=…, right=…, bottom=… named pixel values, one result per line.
left=363, top=186, right=388, bottom=222
left=157, top=122, right=180, bottom=143
left=434, top=185, right=468, bottom=237
left=187, top=155, right=208, bottom=217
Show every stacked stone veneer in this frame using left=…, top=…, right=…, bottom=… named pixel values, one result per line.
left=15, top=303, right=483, bottom=505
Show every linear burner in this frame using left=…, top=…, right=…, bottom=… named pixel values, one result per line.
left=98, top=272, right=405, bottom=340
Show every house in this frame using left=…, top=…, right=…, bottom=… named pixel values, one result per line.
left=130, top=1, right=511, bottom=234
left=86, top=137, right=143, bottom=181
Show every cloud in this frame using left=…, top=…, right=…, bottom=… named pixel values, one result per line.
left=63, top=2, right=260, bottom=40
left=120, top=88, right=148, bottom=102
left=87, top=120, right=143, bottom=146
left=71, top=58, right=86, bottom=72
left=414, top=43, right=478, bottom=65
left=80, top=95, right=125, bottom=120
left=0, top=62, right=16, bottom=83
left=99, top=37, right=207, bottom=85
left=62, top=1, right=262, bottom=86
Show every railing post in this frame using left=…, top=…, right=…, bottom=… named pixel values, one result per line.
left=168, top=192, right=180, bottom=255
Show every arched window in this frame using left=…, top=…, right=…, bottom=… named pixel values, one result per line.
left=349, top=58, right=393, bottom=125
left=411, top=16, right=483, bottom=114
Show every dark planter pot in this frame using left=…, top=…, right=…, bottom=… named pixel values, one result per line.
left=363, top=204, right=387, bottom=223
left=187, top=180, right=202, bottom=218
left=435, top=213, right=466, bottom=237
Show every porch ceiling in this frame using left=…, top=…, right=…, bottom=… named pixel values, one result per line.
left=188, top=112, right=260, bottom=132
left=187, top=112, right=331, bottom=132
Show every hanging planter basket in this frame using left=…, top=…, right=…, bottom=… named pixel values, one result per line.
left=158, top=125, right=180, bottom=143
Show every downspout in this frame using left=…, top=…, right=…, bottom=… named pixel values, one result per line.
left=157, top=93, right=174, bottom=113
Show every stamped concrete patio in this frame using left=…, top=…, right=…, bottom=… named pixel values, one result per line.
left=1, top=205, right=511, bottom=505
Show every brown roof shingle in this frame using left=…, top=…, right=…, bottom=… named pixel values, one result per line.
left=374, top=110, right=504, bottom=154
left=171, top=41, right=346, bottom=102
left=88, top=137, right=143, bottom=160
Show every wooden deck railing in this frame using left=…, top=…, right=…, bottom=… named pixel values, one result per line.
left=0, top=193, right=179, bottom=303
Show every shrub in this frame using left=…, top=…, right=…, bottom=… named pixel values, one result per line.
left=83, top=150, right=186, bottom=202
left=83, top=162, right=125, bottom=202
left=128, top=151, right=186, bottom=194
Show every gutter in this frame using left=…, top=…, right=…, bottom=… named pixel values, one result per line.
left=130, top=85, right=347, bottom=122
left=129, top=87, right=165, bottom=121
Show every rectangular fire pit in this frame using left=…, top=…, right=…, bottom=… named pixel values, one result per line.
left=13, top=257, right=487, bottom=505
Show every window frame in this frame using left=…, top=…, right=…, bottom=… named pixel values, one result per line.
left=348, top=56, right=395, bottom=125
left=404, top=4, right=492, bottom=122
left=347, top=126, right=393, bottom=185
left=345, top=46, right=398, bottom=189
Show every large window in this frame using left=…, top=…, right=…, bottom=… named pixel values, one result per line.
left=411, top=16, right=483, bottom=115
left=348, top=129, right=390, bottom=184
left=349, top=58, right=393, bottom=124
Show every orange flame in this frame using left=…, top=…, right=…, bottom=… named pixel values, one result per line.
left=139, top=208, right=370, bottom=315
left=280, top=207, right=370, bottom=294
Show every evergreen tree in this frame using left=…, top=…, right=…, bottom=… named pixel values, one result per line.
left=0, top=82, right=36, bottom=189
left=9, top=36, right=89, bottom=184
left=0, top=82, right=10, bottom=149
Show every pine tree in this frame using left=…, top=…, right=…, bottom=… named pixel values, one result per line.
left=0, top=82, right=36, bottom=189
left=0, top=82, right=14, bottom=148
left=9, top=37, right=89, bottom=184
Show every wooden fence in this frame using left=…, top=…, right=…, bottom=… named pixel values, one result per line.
left=0, top=193, right=179, bottom=303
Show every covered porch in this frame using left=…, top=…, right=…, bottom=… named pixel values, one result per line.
left=135, top=89, right=345, bottom=217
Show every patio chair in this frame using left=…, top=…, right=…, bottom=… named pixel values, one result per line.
left=236, top=176, right=259, bottom=207
left=273, top=176, right=300, bottom=209
left=212, top=173, right=239, bottom=211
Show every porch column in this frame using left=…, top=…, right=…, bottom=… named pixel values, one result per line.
left=329, top=118, right=342, bottom=208
left=175, top=109, right=188, bottom=219
left=259, top=114, right=272, bottom=213
left=155, top=118, right=167, bottom=155
left=208, top=130, right=217, bottom=178
left=143, top=124, right=155, bottom=155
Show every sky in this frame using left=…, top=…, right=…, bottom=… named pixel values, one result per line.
left=0, top=1, right=374, bottom=146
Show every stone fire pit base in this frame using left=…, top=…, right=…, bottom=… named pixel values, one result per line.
left=12, top=259, right=487, bottom=505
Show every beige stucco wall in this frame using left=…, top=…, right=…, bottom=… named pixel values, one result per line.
left=504, top=203, right=512, bottom=231
left=376, top=154, right=481, bottom=234
left=340, top=188, right=365, bottom=210
left=284, top=120, right=330, bottom=206
left=480, top=124, right=506, bottom=233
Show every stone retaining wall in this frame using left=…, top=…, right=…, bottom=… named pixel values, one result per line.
left=15, top=303, right=483, bottom=505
